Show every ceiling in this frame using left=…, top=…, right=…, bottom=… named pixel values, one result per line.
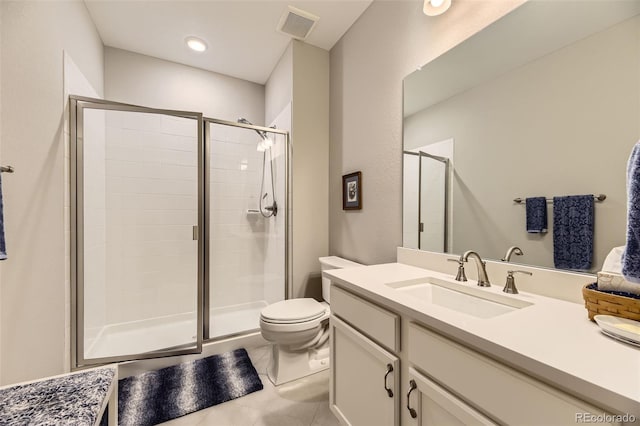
left=84, top=0, right=373, bottom=85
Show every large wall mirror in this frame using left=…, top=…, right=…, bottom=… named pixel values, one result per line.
left=403, top=0, right=640, bottom=271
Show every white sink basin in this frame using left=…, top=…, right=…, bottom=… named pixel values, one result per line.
left=385, top=277, right=533, bottom=319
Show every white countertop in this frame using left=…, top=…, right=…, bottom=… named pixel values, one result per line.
left=325, top=262, right=640, bottom=417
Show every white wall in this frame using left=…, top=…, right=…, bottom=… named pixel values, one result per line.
left=329, top=0, right=524, bottom=265
left=265, top=45, right=293, bottom=126
left=0, top=0, right=104, bottom=384
left=264, top=41, right=330, bottom=300
left=291, top=42, right=330, bottom=299
left=403, top=16, right=639, bottom=270
left=105, top=48, right=264, bottom=124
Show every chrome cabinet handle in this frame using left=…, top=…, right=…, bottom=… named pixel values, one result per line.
left=383, top=363, right=394, bottom=398
left=407, top=379, right=418, bottom=418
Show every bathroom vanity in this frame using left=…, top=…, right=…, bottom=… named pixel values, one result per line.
left=325, top=250, right=640, bottom=425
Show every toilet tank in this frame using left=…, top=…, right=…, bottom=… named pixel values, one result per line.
left=319, top=256, right=362, bottom=303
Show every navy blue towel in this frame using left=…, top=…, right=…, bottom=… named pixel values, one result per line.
left=553, top=195, right=594, bottom=270
left=0, top=174, right=6, bottom=260
left=623, top=141, right=640, bottom=283
left=526, top=197, right=547, bottom=233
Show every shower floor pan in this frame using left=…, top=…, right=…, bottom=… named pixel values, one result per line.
left=84, top=300, right=267, bottom=360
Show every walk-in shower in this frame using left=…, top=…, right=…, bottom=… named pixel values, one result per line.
left=70, top=96, right=290, bottom=368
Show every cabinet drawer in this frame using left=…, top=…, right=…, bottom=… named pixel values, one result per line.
left=408, top=323, right=619, bottom=426
left=331, top=285, right=400, bottom=352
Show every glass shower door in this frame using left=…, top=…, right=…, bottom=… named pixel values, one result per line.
left=71, top=97, right=204, bottom=367
left=205, top=119, right=288, bottom=340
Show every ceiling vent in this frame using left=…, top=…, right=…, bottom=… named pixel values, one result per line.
left=277, top=6, right=319, bottom=40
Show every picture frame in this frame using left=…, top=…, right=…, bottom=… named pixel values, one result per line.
left=342, top=171, right=362, bottom=210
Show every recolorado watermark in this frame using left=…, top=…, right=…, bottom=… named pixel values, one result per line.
left=576, top=412, right=636, bottom=423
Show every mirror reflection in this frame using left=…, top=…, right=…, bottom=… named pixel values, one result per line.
left=403, top=0, right=640, bottom=271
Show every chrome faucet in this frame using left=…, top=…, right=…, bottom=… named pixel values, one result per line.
left=502, top=246, right=523, bottom=262
left=461, top=250, right=491, bottom=287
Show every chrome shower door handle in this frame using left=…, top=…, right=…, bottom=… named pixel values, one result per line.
left=383, top=363, right=394, bottom=398
left=407, top=379, right=418, bottom=418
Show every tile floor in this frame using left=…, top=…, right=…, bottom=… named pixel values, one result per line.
left=161, top=345, right=340, bottom=426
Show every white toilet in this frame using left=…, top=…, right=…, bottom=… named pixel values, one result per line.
left=259, top=256, right=362, bottom=385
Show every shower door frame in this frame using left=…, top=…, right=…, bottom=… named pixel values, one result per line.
left=202, top=117, right=292, bottom=341
left=402, top=150, right=450, bottom=252
left=71, top=96, right=293, bottom=369
left=417, top=151, right=450, bottom=252
left=70, top=95, right=205, bottom=368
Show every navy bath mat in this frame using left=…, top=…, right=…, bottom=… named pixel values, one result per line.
left=111, top=348, right=262, bottom=426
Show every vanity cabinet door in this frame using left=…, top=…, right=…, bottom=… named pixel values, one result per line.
left=406, top=367, right=496, bottom=426
left=330, top=316, right=400, bottom=426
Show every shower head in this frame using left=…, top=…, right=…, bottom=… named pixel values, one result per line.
left=237, top=118, right=270, bottom=142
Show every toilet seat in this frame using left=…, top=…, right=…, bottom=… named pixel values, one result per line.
left=260, top=299, right=330, bottom=334
left=260, top=298, right=327, bottom=324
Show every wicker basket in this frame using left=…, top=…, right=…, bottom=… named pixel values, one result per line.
left=582, top=283, right=640, bottom=321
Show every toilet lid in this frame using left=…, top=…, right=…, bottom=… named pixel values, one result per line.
left=261, top=299, right=327, bottom=323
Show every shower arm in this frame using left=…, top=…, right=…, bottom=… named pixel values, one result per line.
left=237, top=117, right=273, bottom=141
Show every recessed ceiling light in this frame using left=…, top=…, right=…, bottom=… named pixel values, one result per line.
left=423, top=0, right=451, bottom=16
left=185, top=36, right=207, bottom=52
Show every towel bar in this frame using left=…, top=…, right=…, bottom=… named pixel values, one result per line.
left=513, top=194, right=606, bottom=204
left=0, top=166, right=14, bottom=173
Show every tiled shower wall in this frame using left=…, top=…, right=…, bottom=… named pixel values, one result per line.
left=83, top=111, right=286, bottom=330
left=208, top=123, right=285, bottom=310
left=103, top=111, right=199, bottom=324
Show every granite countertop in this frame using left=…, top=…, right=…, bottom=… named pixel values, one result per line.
left=0, top=366, right=116, bottom=426
left=325, top=262, right=640, bottom=417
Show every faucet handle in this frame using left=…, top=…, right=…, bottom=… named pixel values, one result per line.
left=503, top=270, right=533, bottom=294
left=447, top=258, right=467, bottom=282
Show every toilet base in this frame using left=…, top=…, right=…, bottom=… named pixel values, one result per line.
left=266, top=343, right=330, bottom=386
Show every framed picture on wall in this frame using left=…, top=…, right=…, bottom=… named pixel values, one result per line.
left=342, top=171, right=362, bottom=210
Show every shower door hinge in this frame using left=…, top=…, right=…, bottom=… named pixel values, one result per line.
left=193, top=225, right=199, bottom=241
left=419, top=222, right=424, bottom=232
